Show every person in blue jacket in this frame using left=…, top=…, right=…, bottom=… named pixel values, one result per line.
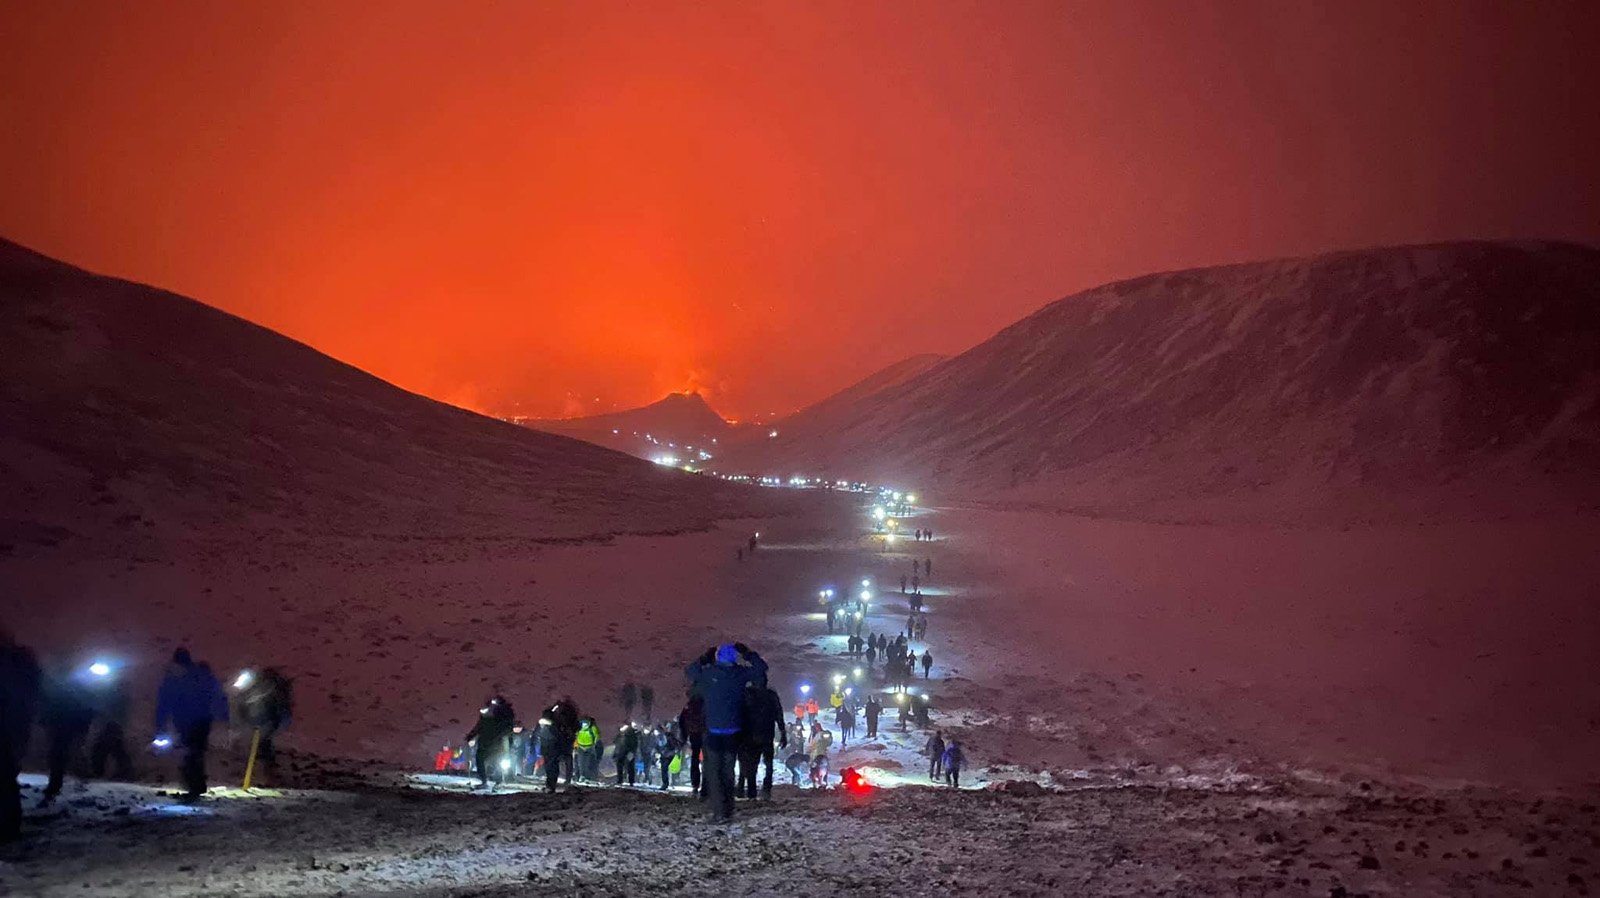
left=153, top=648, right=226, bottom=802
left=684, top=642, right=767, bottom=821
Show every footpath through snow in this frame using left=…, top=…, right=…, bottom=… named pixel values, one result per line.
left=6, top=496, right=1600, bottom=896
left=6, top=771, right=1600, bottom=897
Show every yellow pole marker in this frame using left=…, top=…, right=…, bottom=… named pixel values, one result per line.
left=242, top=728, right=262, bottom=791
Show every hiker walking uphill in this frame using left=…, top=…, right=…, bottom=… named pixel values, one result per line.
left=677, top=695, right=706, bottom=797
left=612, top=724, right=639, bottom=786
left=463, top=695, right=515, bottom=787
left=651, top=724, right=679, bottom=790
left=864, top=694, right=882, bottom=738
left=738, top=683, right=787, bottom=800
left=232, top=667, right=291, bottom=772
left=153, top=649, right=227, bottom=803
left=573, top=717, right=603, bottom=783
left=921, top=650, right=934, bottom=679
left=927, top=730, right=946, bottom=781
left=685, top=643, right=768, bottom=821
left=943, top=739, right=965, bottom=787
left=37, top=661, right=94, bottom=806
left=540, top=696, right=580, bottom=792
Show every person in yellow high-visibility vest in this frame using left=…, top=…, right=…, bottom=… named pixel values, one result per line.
left=573, top=718, right=602, bottom=783
left=828, top=690, right=844, bottom=710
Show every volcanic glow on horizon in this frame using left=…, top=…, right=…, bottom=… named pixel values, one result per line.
left=1, top=2, right=1595, bottom=419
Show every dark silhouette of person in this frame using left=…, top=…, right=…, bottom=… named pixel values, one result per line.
left=927, top=730, right=946, bottom=780
left=738, top=684, right=787, bottom=799
left=654, top=725, right=679, bottom=790
left=38, top=662, right=94, bottom=805
left=234, top=667, right=292, bottom=769
left=463, top=695, right=515, bottom=787
left=1, top=629, right=40, bottom=842
left=540, top=696, right=580, bottom=791
left=86, top=668, right=133, bottom=781
left=613, top=724, right=639, bottom=786
left=153, top=648, right=226, bottom=802
left=677, top=694, right=706, bottom=797
left=943, top=740, right=965, bottom=787
left=685, top=643, right=767, bottom=821
left=620, top=682, right=638, bottom=720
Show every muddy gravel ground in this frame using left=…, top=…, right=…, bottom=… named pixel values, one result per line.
left=3, top=773, right=1598, bottom=897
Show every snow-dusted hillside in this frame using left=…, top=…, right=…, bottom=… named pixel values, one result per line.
left=726, top=242, right=1600, bottom=523
left=0, top=238, right=771, bottom=557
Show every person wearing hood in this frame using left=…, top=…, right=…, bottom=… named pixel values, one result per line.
left=738, top=683, right=788, bottom=800
left=463, top=695, right=515, bottom=787
left=684, top=642, right=768, bottom=821
left=943, top=739, right=965, bottom=787
left=153, top=648, right=227, bottom=802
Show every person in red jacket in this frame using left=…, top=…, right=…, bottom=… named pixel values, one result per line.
left=434, top=745, right=452, bottom=772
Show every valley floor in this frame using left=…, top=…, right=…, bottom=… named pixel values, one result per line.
left=5, top=772, right=1598, bottom=897
left=4, top=490, right=1599, bottom=894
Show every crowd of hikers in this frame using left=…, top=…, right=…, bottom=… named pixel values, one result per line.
left=1, top=631, right=292, bottom=842
left=2, top=505, right=961, bottom=839
left=435, top=638, right=964, bottom=822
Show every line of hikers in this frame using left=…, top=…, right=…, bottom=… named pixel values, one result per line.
left=446, top=643, right=791, bottom=821
left=838, top=633, right=934, bottom=691
left=443, top=637, right=970, bottom=821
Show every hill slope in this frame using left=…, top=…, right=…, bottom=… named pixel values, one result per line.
left=724, top=241, right=1600, bottom=522
left=0, top=239, right=763, bottom=556
left=765, top=353, right=948, bottom=442
left=526, top=391, right=734, bottom=462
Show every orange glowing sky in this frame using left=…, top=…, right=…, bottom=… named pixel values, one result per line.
left=3, top=2, right=1596, bottom=418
